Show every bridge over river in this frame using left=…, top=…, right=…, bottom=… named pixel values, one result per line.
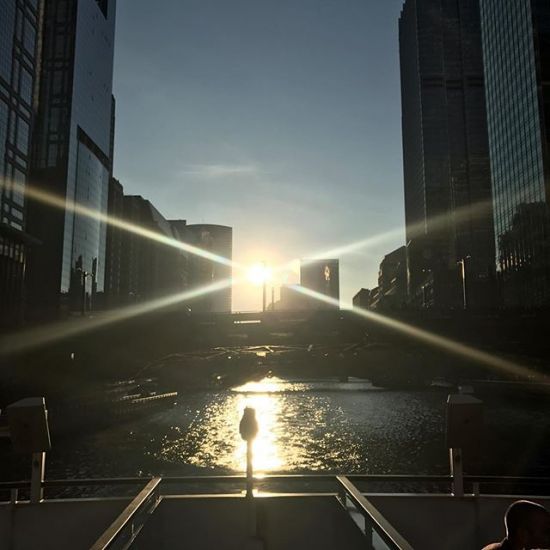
left=1, top=307, right=549, bottom=404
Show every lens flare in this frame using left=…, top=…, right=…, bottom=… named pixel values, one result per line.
left=246, top=263, right=273, bottom=286
left=289, top=284, right=543, bottom=382
left=21, top=182, right=238, bottom=268
left=0, top=278, right=238, bottom=356
left=289, top=198, right=495, bottom=271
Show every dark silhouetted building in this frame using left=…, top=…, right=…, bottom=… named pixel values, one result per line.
left=176, top=224, right=232, bottom=313
left=399, top=0, right=496, bottom=309
left=0, top=0, right=42, bottom=327
left=378, top=246, right=407, bottom=309
left=480, top=0, right=550, bottom=307
left=352, top=288, right=372, bottom=310
left=300, top=259, right=340, bottom=310
left=26, top=0, right=116, bottom=317
left=278, top=284, right=308, bottom=311
left=104, top=176, right=123, bottom=306
left=119, top=196, right=187, bottom=303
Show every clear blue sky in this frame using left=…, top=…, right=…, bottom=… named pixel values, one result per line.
left=113, top=0, right=406, bottom=311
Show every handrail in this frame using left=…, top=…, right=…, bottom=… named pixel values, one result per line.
left=337, top=476, right=414, bottom=550
left=0, top=473, right=450, bottom=490
left=89, top=477, right=161, bottom=550
left=0, top=473, right=549, bottom=494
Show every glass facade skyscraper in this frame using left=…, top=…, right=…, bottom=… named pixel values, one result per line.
left=480, top=0, right=550, bottom=306
left=0, top=0, right=41, bottom=326
left=399, top=0, right=496, bottom=309
left=26, top=0, right=116, bottom=316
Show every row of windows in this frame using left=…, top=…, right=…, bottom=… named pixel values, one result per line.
left=0, top=0, right=38, bottom=236
left=61, top=136, right=109, bottom=294
left=0, top=235, right=25, bottom=262
left=1, top=72, right=29, bottom=231
left=481, top=0, right=549, bottom=284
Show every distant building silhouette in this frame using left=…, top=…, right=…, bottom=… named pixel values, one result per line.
left=480, top=0, right=550, bottom=307
left=300, top=259, right=340, bottom=310
left=278, top=284, right=308, bottom=311
left=119, top=196, right=187, bottom=304
left=352, top=247, right=407, bottom=312
left=377, top=246, right=407, bottom=309
left=352, top=288, right=372, bottom=310
left=0, top=0, right=42, bottom=327
left=175, top=224, right=232, bottom=313
left=399, top=0, right=496, bottom=309
left=104, top=176, right=124, bottom=307
left=26, top=0, right=117, bottom=317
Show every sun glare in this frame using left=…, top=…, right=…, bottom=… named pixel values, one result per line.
left=247, top=263, right=273, bottom=286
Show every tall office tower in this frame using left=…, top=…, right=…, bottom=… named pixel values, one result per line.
left=176, top=224, right=232, bottom=313
left=300, top=259, right=340, bottom=310
left=480, top=0, right=550, bottom=307
left=119, top=196, right=187, bottom=304
left=399, top=0, right=496, bottom=309
left=0, top=0, right=42, bottom=327
left=26, top=0, right=116, bottom=317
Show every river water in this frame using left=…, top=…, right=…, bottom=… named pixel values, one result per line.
left=39, top=376, right=550, bottom=481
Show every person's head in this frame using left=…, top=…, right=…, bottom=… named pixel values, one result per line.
left=505, top=500, right=550, bottom=549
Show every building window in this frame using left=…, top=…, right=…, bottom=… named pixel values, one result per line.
left=19, top=67, right=33, bottom=104
left=16, top=118, right=29, bottom=155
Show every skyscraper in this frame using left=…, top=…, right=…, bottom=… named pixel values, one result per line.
left=0, top=0, right=42, bottom=326
left=176, top=224, right=232, bottom=313
left=119, top=196, right=187, bottom=304
left=399, top=0, right=496, bottom=309
left=26, top=0, right=116, bottom=316
left=480, top=0, right=550, bottom=306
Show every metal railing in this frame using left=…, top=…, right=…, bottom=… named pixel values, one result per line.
left=89, top=477, right=161, bottom=550
left=1, top=474, right=550, bottom=550
left=337, top=476, right=414, bottom=550
left=2, top=473, right=550, bottom=502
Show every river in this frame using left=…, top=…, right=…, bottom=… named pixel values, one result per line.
left=33, top=376, right=550, bottom=482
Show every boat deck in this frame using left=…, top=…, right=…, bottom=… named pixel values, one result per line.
left=1, top=475, right=549, bottom=549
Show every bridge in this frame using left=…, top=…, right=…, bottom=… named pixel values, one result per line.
left=1, top=306, right=549, bottom=401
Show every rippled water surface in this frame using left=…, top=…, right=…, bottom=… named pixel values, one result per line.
left=40, top=376, right=550, bottom=480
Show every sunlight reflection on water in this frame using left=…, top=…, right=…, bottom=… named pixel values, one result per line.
left=41, top=375, right=550, bottom=480
left=156, top=376, right=439, bottom=474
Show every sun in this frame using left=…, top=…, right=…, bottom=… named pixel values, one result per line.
left=247, top=263, right=273, bottom=286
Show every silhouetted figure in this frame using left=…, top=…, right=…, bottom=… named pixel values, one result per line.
left=482, top=500, right=550, bottom=549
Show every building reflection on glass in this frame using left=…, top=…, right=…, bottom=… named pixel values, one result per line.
left=480, top=0, right=550, bottom=307
left=497, top=202, right=550, bottom=306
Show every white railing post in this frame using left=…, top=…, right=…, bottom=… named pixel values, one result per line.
left=246, top=440, right=253, bottom=499
left=30, top=451, right=46, bottom=504
left=449, top=448, right=464, bottom=497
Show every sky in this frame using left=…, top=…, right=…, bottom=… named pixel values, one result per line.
left=112, top=0, right=406, bottom=311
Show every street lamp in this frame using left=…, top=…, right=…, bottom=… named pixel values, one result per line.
left=262, top=262, right=266, bottom=313
left=246, top=262, right=272, bottom=313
